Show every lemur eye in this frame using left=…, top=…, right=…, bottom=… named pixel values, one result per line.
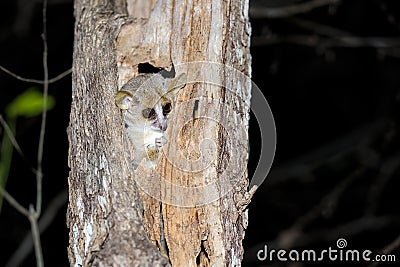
left=162, top=103, right=172, bottom=116
left=142, top=108, right=156, bottom=119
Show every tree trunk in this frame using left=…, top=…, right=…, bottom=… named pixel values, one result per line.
left=67, top=0, right=252, bottom=266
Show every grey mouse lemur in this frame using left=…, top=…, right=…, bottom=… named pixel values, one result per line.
left=115, top=69, right=187, bottom=168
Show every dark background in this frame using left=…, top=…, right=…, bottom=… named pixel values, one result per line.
left=1, top=0, right=400, bottom=266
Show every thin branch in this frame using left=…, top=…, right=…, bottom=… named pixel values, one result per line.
left=291, top=168, right=363, bottom=231
left=0, top=187, right=30, bottom=217
left=0, top=65, right=71, bottom=84
left=296, top=215, right=400, bottom=248
left=289, top=17, right=349, bottom=36
left=252, top=17, right=400, bottom=57
left=29, top=205, right=43, bottom=267
left=378, top=235, right=400, bottom=264
left=380, top=234, right=400, bottom=255
left=5, top=190, right=68, bottom=267
left=1, top=0, right=52, bottom=266
left=378, top=48, right=400, bottom=59
left=45, top=68, right=72, bottom=83
left=0, top=115, right=38, bottom=174
left=0, top=115, right=23, bottom=159
left=252, top=34, right=400, bottom=49
left=368, top=222, right=400, bottom=266
left=36, top=0, right=49, bottom=218
left=270, top=167, right=366, bottom=249
left=245, top=215, right=400, bottom=264
left=289, top=17, right=400, bottom=47
left=365, top=154, right=400, bottom=216
left=250, top=0, right=341, bottom=19
left=376, top=1, right=400, bottom=32
left=267, top=119, right=388, bottom=185
left=27, top=1, right=49, bottom=267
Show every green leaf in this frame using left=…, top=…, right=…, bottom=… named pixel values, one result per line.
left=5, top=88, right=55, bottom=118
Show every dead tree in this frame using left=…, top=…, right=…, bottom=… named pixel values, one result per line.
left=67, top=0, right=252, bottom=266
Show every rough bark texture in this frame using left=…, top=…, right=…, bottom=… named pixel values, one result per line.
left=67, top=0, right=252, bottom=266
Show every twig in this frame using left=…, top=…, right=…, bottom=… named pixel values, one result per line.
left=0, top=115, right=37, bottom=174
left=245, top=215, right=400, bottom=264
left=271, top=167, right=366, bottom=249
left=293, top=168, right=363, bottom=230
left=0, top=65, right=71, bottom=84
left=365, top=154, right=400, bottom=216
left=0, top=115, right=24, bottom=159
left=267, top=119, right=388, bottom=185
left=376, top=1, right=400, bottom=32
left=36, top=0, right=49, bottom=218
left=252, top=34, right=400, bottom=49
left=29, top=205, right=43, bottom=267
left=289, top=17, right=349, bottom=36
left=380, top=234, right=400, bottom=255
left=252, top=16, right=400, bottom=56
left=295, top=215, right=400, bottom=248
left=5, top=190, right=68, bottom=267
left=0, top=187, right=30, bottom=217
left=1, top=0, right=51, bottom=266
left=252, top=16, right=400, bottom=50
left=289, top=17, right=400, bottom=48
left=0, top=188, right=44, bottom=267
left=250, top=0, right=341, bottom=19
left=368, top=235, right=400, bottom=266
left=28, top=1, right=49, bottom=266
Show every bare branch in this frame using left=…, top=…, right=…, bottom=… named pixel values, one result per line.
left=368, top=220, right=400, bottom=266
left=267, top=119, right=388, bottom=185
left=1, top=6, right=66, bottom=265
left=0, top=115, right=38, bottom=174
left=252, top=17, right=400, bottom=56
left=252, top=34, right=400, bottom=49
left=0, top=65, right=71, bottom=84
left=5, top=190, right=68, bottom=267
left=289, top=17, right=400, bottom=47
left=297, top=215, right=400, bottom=248
left=36, top=0, right=49, bottom=218
left=250, top=0, right=341, bottom=19
left=365, top=155, right=400, bottom=216
left=28, top=205, right=43, bottom=267
left=0, top=115, right=23, bottom=160
left=46, top=68, right=72, bottom=83
left=0, top=187, right=30, bottom=217
left=280, top=167, right=364, bottom=243
left=246, top=216, right=400, bottom=264
left=26, top=1, right=49, bottom=267
left=381, top=234, right=400, bottom=255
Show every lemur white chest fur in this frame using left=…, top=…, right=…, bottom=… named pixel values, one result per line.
left=115, top=70, right=187, bottom=168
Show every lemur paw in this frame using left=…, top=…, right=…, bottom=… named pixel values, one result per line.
left=146, top=144, right=159, bottom=161
left=155, top=136, right=167, bottom=149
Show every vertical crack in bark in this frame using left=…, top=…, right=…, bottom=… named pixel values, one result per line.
left=196, top=240, right=211, bottom=267
left=159, top=202, right=169, bottom=258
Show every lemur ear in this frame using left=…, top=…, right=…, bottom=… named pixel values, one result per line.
left=167, top=73, right=187, bottom=95
left=115, top=90, right=138, bottom=110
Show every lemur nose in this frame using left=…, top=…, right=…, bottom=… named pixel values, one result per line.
left=154, top=121, right=166, bottom=131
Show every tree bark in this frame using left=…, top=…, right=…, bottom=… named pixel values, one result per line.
left=67, top=0, right=252, bottom=266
